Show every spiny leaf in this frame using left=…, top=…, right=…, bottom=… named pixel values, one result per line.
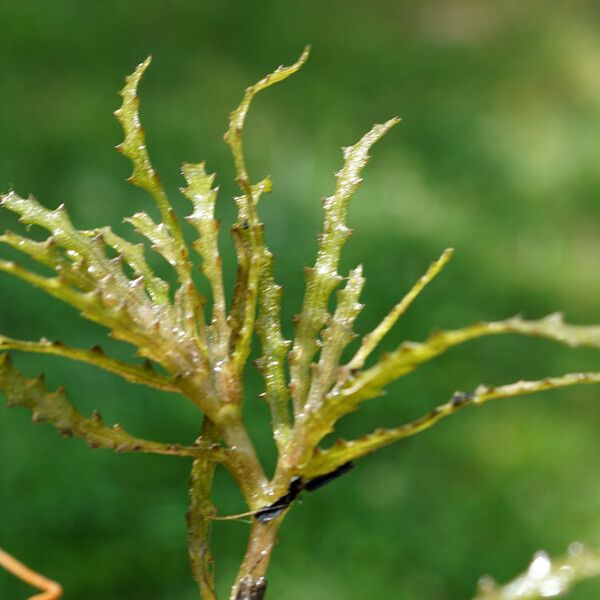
left=0, top=193, right=211, bottom=396
left=115, top=56, right=201, bottom=339
left=224, top=46, right=310, bottom=184
left=181, top=162, right=229, bottom=359
left=290, top=266, right=366, bottom=461
left=255, top=251, right=292, bottom=452
left=124, top=211, right=207, bottom=350
left=0, top=258, right=202, bottom=382
left=0, top=258, right=104, bottom=317
left=0, top=193, right=164, bottom=315
left=474, top=544, right=600, bottom=600
left=125, top=211, right=181, bottom=268
left=0, top=229, right=95, bottom=293
left=347, top=247, right=453, bottom=372
left=1, top=192, right=113, bottom=277
left=228, top=179, right=272, bottom=327
left=0, top=230, right=69, bottom=271
left=96, top=226, right=170, bottom=304
left=0, top=255, right=134, bottom=341
left=0, top=197, right=215, bottom=409
left=289, top=117, right=400, bottom=413
left=114, top=57, right=160, bottom=193
left=304, top=371, right=600, bottom=477
left=0, top=353, right=219, bottom=459
left=114, top=58, right=183, bottom=250
left=305, top=265, right=365, bottom=412
left=0, top=335, right=179, bottom=392
left=224, top=47, right=308, bottom=377
left=229, top=178, right=272, bottom=371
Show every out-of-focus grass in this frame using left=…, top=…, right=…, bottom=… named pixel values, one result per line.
left=2, top=1, right=600, bottom=598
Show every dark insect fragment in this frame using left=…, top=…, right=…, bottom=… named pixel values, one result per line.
left=255, top=464, right=354, bottom=524
left=304, top=461, right=354, bottom=492
left=255, top=477, right=303, bottom=524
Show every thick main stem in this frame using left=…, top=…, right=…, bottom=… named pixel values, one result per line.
left=220, top=415, right=269, bottom=504
left=230, top=519, right=283, bottom=600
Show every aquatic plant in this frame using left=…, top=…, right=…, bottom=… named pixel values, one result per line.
left=2, top=48, right=600, bottom=599
left=474, top=544, right=600, bottom=600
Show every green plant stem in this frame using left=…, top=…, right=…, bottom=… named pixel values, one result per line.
left=220, top=415, right=269, bottom=504
left=230, top=518, right=283, bottom=600
left=188, top=419, right=220, bottom=600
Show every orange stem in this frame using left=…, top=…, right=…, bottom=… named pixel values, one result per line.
left=0, top=547, right=62, bottom=599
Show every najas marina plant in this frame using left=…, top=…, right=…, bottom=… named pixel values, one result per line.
left=1, top=48, right=600, bottom=600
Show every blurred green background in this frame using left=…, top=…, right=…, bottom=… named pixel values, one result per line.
left=2, top=1, right=600, bottom=598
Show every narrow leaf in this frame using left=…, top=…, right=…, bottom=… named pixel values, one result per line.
left=0, top=354, right=222, bottom=459
left=1, top=192, right=114, bottom=280
left=255, top=251, right=292, bottom=452
left=125, top=211, right=181, bottom=268
left=96, top=226, right=170, bottom=304
left=224, top=47, right=308, bottom=375
left=0, top=230, right=72, bottom=274
left=0, top=259, right=100, bottom=315
left=124, top=210, right=206, bottom=350
left=304, top=370, right=600, bottom=477
left=224, top=46, right=310, bottom=185
left=304, top=265, right=365, bottom=414
left=289, top=117, right=400, bottom=413
left=339, top=313, right=600, bottom=405
left=0, top=258, right=160, bottom=363
left=114, top=58, right=188, bottom=263
left=0, top=335, right=179, bottom=392
left=229, top=178, right=272, bottom=371
left=181, top=162, right=229, bottom=359
left=115, top=57, right=202, bottom=341
left=347, top=247, right=453, bottom=372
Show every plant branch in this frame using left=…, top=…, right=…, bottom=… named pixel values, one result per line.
left=181, top=162, right=230, bottom=361
left=229, top=179, right=272, bottom=372
left=225, top=48, right=309, bottom=373
left=115, top=57, right=204, bottom=347
left=114, top=57, right=191, bottom=284
left=0, top=353, right=226, bottom=461
left=305, top=370, right=600, bottom=478
left=255, top=250, right=292, bottom=453
left=304, top=265, right=365, bottom=414
left=0, top=335, right=180, bottom=392
left=337, top=313, right=600, bottom=406
left=289, top=117, right=400, bottom=413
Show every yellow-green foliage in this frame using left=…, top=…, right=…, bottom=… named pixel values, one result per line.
left=474, top=544, right=600, bottom=600
left=2, top=49, right=600, bottom=599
